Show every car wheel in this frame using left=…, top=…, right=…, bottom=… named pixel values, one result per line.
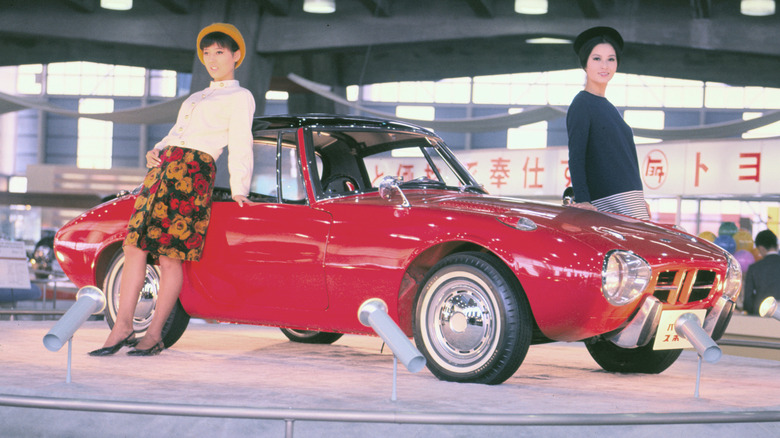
left=414, top=252, right=532, bottom=385
left=279, top=328, right=344, bottom=344
left=585, top=337, right=682, bottom=374
left=102, top=250, right=190, bottom=348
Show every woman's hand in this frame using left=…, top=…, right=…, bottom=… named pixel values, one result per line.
left=232, top=195, right=251, bottom=207
left=572, top=202, right=598, bottom=211
left=146, top=149, right=161, bottom=168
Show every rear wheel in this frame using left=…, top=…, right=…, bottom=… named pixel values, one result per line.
left=585, top=337, right=682, bottom=374
left=103, top=250, right=190, bottom=348
left=413, top=252, right=532, bottom=385
left=280, top=328, right=343, bottom=344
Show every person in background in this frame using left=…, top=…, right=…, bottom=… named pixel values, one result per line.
left=742, top=229, right=780, bottom=315
left=566, top=26, right=650, bottom=220
left=89, top=23, right=255, bottom=356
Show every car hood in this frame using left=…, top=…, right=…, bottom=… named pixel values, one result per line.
left=334, top=190, right=728, bottom=265
left=442, top=194, right=727, bottom=264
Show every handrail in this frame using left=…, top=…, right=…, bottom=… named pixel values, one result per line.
left=717, top=338, right=780, bottom=350
left=0, top=394, right=778, bottom=434
left=0, top=309, right=67, bottom=316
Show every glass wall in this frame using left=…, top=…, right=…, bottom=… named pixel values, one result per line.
left=347, top=70, right=780, bottom=149
left=3, top=62, right=779, bottom=240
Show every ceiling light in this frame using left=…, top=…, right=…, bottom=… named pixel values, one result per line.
left=100, top=0, right=132, bottom=10
left=740, top=0, right=775, bottom=16
left=526, top=37, right=571, bottom=45
left=515, top=0, right=548, bottom=15
left=303, top=0, right=336, bottom=14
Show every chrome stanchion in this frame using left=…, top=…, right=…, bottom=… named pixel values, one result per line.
left=358, top=298, right=426, bottom=401
left=674, top=312, right=722, bottom=398
left=42, top=286, right=106, bottom=383
left=759, top=297, right=780, bottom=321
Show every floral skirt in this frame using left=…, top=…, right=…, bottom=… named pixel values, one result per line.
left=123, top=146, right=216, bottom=261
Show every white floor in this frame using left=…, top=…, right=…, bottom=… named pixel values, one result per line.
left=0, top=320, right=779, bottom=437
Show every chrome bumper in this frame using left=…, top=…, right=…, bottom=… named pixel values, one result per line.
left=702, top=296, right=734, bottom=341
left=608, top=295, right=735, bottom=348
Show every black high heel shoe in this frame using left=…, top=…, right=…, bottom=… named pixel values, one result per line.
left=127, top=341, right=165, bottom=356
left=88, top=332, right=138, bottom=356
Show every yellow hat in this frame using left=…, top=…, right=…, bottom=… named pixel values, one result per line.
left=196, top=23, right=246, bottom=68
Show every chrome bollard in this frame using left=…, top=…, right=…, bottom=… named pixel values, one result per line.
left=759, top=297, right=780, bottom=321
left=674, top=312, right=722, bottom=363
left=43, top=286, right=106, bottom=352
left=358, top=298, right=425, bottom=373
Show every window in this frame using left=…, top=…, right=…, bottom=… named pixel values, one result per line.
left=46, top=62, right=147, bottom=96
left=742, top=112, right=780, bottom=139
left=507, top=108, right=547, bottom=149
left=279, top=132, right=306, bottom=203
left=16, top=64, right=43, bottom=95
left=149, top=70, right=178, bottom=97
left=623, top=110, right=664, bottom=144
left=396, top=105, right=434, bottom=121
left=77, top=98, right=114, bottom=169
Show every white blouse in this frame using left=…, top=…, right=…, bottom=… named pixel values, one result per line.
left=154, top=80, right=255, bottom=197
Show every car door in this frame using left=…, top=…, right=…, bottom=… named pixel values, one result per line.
left=183, top=132, right=331, bottom=319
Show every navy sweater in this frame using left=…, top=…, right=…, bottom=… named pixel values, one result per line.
left=566, top=90, right=643, bottom=203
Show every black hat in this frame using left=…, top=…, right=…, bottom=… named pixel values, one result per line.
left=573, top=26, right=624, bottom=54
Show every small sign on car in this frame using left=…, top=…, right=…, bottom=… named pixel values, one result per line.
left=653, top=309, right=708, bottom=350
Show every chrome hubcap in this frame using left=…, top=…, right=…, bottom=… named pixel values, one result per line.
left=108, top=256, right=160, bottom=332
left=423, top=271, right=498, bottom=370
left=440, top=293, right=488, bottom=351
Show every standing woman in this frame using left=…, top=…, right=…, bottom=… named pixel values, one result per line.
left=89, top=23, right=255, bottom=356
left=566, top=26, right=650, bottom=220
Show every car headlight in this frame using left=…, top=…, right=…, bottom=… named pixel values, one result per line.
left=722, top=252, right=742, bottom=301
left=602, top=250, right=652, bottom=306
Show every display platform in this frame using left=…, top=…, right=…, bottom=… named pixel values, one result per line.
left=0, top=320, right=778, bottom=437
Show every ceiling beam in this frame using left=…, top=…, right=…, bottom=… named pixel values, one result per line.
left=576, top=0, right=600, bottom=18
left=60, top=0, right=98, bottom=12
left=358, top=0, right=392, bottom=17
left=156, top=0, right=190, bottom=14
left=257, top=0, right=289, bottom=16
left=465, top=0, right=494, bottom=18
left=691, top=0, right=712, bottom=18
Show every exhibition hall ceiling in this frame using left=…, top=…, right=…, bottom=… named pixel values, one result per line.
left=1, top=0, right=779, bottom=89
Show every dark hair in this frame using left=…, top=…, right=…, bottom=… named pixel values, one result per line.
left=755, top=229, right=778, bottom=250
left=562, top=187, right=575, bottom=205
left=199, top=31, right=239, bottom=53
left=577, top=36, right=622, bottom=69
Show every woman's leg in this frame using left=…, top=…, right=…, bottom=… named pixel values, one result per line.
left=99, top=245, right=148, bottom=348
left=134, top=254, right=183, bottom=349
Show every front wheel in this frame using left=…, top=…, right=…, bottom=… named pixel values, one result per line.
left=102, top=250, right=190, bottom=348
left=585, top=337, right=682, bottom=374
left=413, top=252, right=532, bottom=385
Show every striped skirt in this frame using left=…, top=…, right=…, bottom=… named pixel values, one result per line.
left=591, top=190, right=650, bottom=220
left=123, top=146, right=216, bottom=261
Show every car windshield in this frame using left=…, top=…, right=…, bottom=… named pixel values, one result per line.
left=212, top=124, right=483, bottom=205
left=310, top=128, right=478, bottom=199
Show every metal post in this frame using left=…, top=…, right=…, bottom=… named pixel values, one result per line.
left=391, top=356, right=398, bottom=402
left=66, top=337, right=72, bottom=384
left=694, top=355, right=702, bottom=398
left=285, top=419, right=294, bottom=438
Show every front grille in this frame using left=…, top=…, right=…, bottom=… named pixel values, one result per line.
left=651, top=269, right=717, bottom=304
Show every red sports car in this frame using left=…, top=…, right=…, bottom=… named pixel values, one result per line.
left=54, top=115, right=741, bottom=384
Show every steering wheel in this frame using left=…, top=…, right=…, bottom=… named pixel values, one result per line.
left=322, top=174, right=360, bottom=192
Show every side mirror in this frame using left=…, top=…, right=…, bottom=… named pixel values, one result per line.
left=378, top=176, right=410, bottom=208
